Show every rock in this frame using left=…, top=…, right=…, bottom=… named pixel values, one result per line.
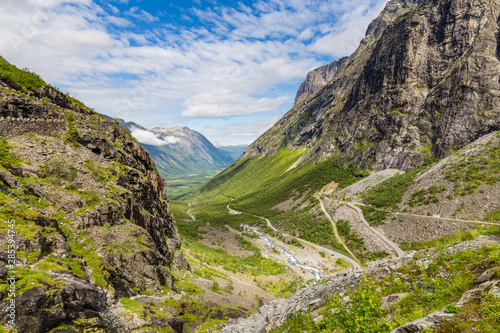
left=475, top=266, right=499, bottom=285
left=172, top=250, right=191, bottom=271
left=5, top=162, right=42, bottom=178
left=79, top=134, right=117, bottom=159
left=391, top=311, right=454, bottom=332
left=0, top=275, right=107, bottom=333
left=40, top=233, right=70, bottom=258
left=454, top=280, right=500, bottom=308
left=0, top=261, right=6, bottom=277
left=294, top=57, right=348, bottom=105
left=0, top=168, right=19, bottom=188
left=380, top=293, right=408, bottom=310
left=313, top=315, right=324, bottom=325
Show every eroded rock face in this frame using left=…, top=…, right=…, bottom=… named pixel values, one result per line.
left=245, top=0, right=500, bottom=171
left=0, top=63, right=188, bottom=332
left=0, top=275, right=107, bottom=333
left=294, top=57, right=348, bottom=105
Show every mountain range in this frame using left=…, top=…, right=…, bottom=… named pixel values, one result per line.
left=2, top=0, right=500, bottom=331
left=105, top=117, right=247, bottom=198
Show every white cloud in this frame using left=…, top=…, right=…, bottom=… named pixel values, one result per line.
left=130, top=128, right=179, bottom=146
left=0, top=0, right=390, bottom=142
left=183, top=90, right=290, bottom=118
left=108, top=4, right=120, bottom=15
left=199, top=115, right=280, bottom=145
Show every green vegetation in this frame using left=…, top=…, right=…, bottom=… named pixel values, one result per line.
left=358, top=205, right=388, bottom=226
left=272, top=242, right=500, bottom=332
left=337, top=219, right=364, bottom=252
left=401, top=225, right=500, bottom=251
left=64, top=124, right=81, bottom=148
left=0, top=137, right=22, bottom=167
left=41, top=155, right=77, bottom=182
left=337, top=219, right=389, bottom=262
left=0, top=56, right=46, bottom=92
left=184, top=236, right=286, bottom=276
left=256, top=276, right=306, bottom=298
left=363, top=170, right=418, bottom=208
left=194, top=148, right=361, bottom=248
left=486, top=209, right=500, bottom=221
left=409, top=185, right=446, bottom=207
left=444, top=139, right=500, bottom=197
left=165, top=173, right=223, bottom=200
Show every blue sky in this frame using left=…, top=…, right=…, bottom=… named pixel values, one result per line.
left=0, top=0, right=388, bottom=145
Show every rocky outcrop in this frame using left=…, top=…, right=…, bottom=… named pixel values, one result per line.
left=0, top=58, right=188, bottom=332
left=6, top=275, right=107, bottom=333
left=294, top=57, right=347, bottom=105
left=245, top=0, right=500, bottom=171
left=392, top=278, right=500, bottom=332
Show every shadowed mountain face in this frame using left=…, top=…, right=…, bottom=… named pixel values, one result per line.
left=244, top=0, right=500, bottom=171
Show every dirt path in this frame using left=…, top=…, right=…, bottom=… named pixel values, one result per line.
left=315, top=196, right=361, bottom=264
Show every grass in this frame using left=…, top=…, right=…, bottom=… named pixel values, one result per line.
left=401, top=225, right=500, bottom=251
left=363, top=170, right=419, bottom=208
left=0, top=137, right=22, bottom=167
left=358, top=205, right=388, bottom=226
left=443, top=140, right=500, bottom=197
left=183, top=235, right=286, bottom=276
left=0, top=56, right=46, bottom=92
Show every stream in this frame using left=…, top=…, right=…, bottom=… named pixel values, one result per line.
left=250, top=228, right=322, bottom=281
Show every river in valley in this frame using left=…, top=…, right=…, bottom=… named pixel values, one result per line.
left=249, top=227, right=321, bottom=281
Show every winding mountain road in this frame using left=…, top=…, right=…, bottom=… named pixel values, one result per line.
left=227, top=203, right=362, bottom=270
left=346, top=203, right=405, bottom=257
left=391, top=211, right=500, bottom=226
left=315, top=197, right=361, bottom=264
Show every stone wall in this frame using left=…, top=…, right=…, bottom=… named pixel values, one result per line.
left=0, top=117, right=66, bottom=137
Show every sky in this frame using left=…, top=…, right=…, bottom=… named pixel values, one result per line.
left=0, top=0, right=388, bottom=145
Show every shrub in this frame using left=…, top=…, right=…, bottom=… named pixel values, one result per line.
left=444, top=303, right=460, bottom=314
left=42, top=155, right=77, bottom=182
left=64, top=124, right=81, bottom=148
left=0, top=138, right=22, bottom=167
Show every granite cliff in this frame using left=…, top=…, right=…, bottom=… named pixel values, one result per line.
left=245, top=0, right=500, bottom=171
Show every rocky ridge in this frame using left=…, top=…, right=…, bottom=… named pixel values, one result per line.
left=0, top=60, right=190, bottom=332
left=294, top=57, right=347, bottom=105
left=244, top=0, right=500, bottom=171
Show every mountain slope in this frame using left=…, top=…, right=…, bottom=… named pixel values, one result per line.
left=145, top=126, right=233, bottom=177
left=194, top=0, right=500, bottom=265
left=108, top=117, right=241, bottom=198
left=245, top=0, right=500, bottom=171
left=294, top=57, right=347, bottom=105
left=0, top=57, right=261, bottom=333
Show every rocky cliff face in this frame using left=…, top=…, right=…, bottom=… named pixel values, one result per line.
left=0, top=58, right=189, bottom=332
left=294, top=57, right=347, bottom=105
left=245, top=0, right=500, bottom=171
